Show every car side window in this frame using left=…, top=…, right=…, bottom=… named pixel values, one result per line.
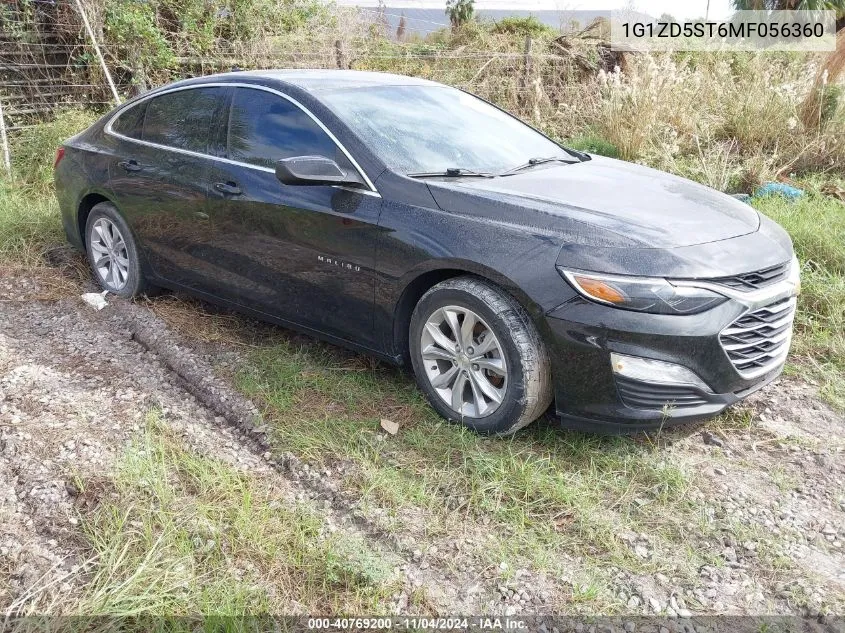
left=142, top=87, right=227, bottom=154
left=111, top=101, right=147, bottom=139
left=227, top=88, right=343, bottom=169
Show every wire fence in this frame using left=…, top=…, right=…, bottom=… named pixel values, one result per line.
left=0, top=0, right=611, bottom=173
left=0, top=0, right=113, bottom=153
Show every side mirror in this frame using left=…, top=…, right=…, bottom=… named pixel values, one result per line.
left=275, top=156, right=364, bottom=187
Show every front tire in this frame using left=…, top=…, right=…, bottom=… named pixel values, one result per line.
left=409, top=276, right=553, bottom=436
left=84, top=202, right=153, bottom=298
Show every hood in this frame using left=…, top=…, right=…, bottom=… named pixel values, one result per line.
left=424, top=155, right=760, bottom=249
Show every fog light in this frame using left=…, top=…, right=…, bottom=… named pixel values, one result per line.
left=610, top=353, right=711, bottom=391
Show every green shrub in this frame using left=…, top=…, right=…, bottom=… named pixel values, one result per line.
left=490, top=16, right=556, bottom=38
left=104, top=0, right=175, bottom=81
left=819, top=84, right=843, bottom=128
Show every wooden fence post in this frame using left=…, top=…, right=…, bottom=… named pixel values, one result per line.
left=522, top=36, right=534, bottom=88
left=335, top=40, right=348, bottom=70
left=129, top=48, right=149, bottom=96
left=519, top=36, right=536, bottom=116
left=0, top=98, right=11, bottom=177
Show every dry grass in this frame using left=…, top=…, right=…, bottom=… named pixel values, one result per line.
left=140, top=294, right=263, bottom=347
left=801, top=29, right=845, bottom=130
left=581, top=52, right=843, bottom=187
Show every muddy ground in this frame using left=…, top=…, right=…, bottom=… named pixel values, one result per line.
left=0, top=258, right=843, bottom=620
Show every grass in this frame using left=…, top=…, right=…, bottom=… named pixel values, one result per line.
left=235, top=332, right=845, bottom=612
left=8, top=111, right=98, bottom=187
left=235, top=340, right=705, bottom=590
left=0, top=109, right=97, bottom=268
left=755, top=190, right=845, bottom=409
left=563, top=133, right=620, bottom=159
left=0, top=181, right=63, bottom=265
left=54, top=411, right=398, bottom=616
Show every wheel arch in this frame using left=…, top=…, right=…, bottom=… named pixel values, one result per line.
left=76, top=191, right=114, bottom=251
left=390, top=262, right=546, bottom=364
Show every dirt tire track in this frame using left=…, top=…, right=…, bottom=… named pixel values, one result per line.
left=100, top=298, right=515, bottom=614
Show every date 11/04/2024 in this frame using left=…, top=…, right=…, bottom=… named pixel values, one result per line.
left=307, top=617, right=529, bottom=630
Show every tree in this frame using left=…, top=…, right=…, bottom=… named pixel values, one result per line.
left=446, top=0, right=475, bottom=30
left=396, top=14, right=407, bottom=40
left=732, top=0, right=843, bottom=8
left=732, top=0, right=845, bottom=28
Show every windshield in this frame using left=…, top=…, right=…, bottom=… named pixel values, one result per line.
left=319, top=85, right=576, bottom=175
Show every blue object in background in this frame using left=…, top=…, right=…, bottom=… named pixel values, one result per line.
left=754, top=182, right=805, bottom=201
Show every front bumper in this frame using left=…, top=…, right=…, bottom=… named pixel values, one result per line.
left=544, top=275, right=798, bottom=433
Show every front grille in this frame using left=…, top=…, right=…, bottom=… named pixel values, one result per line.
left=616, top=375, right=710, bottom=410
left=711, top=262, right=790, bottom=291
left=720, top=297, right=796, bottom=377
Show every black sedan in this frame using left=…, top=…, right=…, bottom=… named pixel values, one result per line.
left=54, top=70, right=800, bottom=435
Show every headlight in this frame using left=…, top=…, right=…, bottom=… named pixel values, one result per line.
left=558, top=268, right=727, bottom=315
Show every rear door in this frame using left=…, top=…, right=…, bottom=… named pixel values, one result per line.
left=199, top=86, right=383, bottom=346
left=106, top=86, right=230, bottom=287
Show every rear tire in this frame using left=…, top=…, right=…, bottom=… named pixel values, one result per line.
left=84, top=202, right=154, bottom=298
left=409, top=276, right=553, bottom=436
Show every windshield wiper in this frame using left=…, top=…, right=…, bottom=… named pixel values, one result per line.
left=407, top=168, right=496, bottom=179
left=498, top=156, right=580, bottom=177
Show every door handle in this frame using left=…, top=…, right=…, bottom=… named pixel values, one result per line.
left=119, top=159, right=141, bottom=172
left=213, top=181, right=241, bottom=195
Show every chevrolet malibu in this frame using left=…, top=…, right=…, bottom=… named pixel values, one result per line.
left=54, top=70, right=800, bottom=435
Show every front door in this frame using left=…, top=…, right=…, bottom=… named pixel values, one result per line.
left=200, top=86, right=383, bottom=346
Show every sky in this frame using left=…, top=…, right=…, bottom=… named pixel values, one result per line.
left=334, top=0, right=736, bottom=21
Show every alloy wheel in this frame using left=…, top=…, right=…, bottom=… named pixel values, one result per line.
left=419, top=305, right=508, bottom=418
left=89, top=217, right=129, bottom=291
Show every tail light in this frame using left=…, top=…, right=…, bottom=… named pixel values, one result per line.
left=54, top=147, right=65, bottom=169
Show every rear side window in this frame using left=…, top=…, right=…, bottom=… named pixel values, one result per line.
left=111, top=101, right=146, bottom=139
left=227, top=88, right=340, bottom=169
left=142, top=87, right=226, bottom=153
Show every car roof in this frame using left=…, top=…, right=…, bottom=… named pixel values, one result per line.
left=176, top=69, right=443, bottom=93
